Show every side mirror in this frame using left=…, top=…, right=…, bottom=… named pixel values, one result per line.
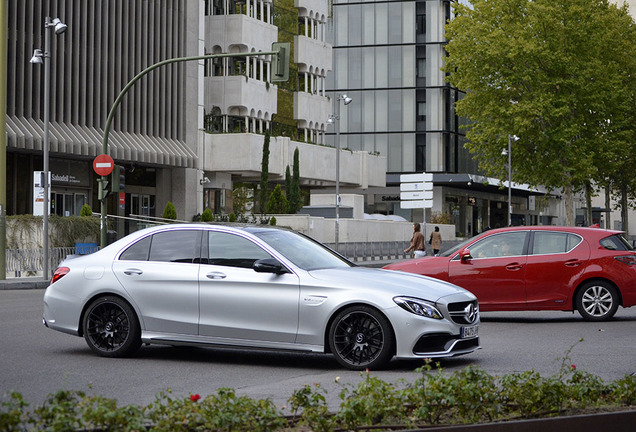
left=459, top=248, right=472, bottom=262
left=253, top=258, right=289, bottom=275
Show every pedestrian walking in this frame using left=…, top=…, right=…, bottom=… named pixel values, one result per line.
left=405, top=222, right=426, bottom=258
left=429, top=226, right=442, bottom=256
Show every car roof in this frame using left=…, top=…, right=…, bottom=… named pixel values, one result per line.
left=480, top=225, right=623, bottom=239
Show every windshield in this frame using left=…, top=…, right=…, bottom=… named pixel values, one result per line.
left=440, top=235, right=477, bottom=258
left=251, top=229, right=354, bottom=271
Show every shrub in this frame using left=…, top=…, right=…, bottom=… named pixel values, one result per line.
left=430, top=211, right=453, bottom=224
left=162, top=202, right=177, bottom=220
left=2, top=366, right=636, bottom=430
left=266, top=185, right=288, bottom=214
left=201, top=208, right=213, bottom=222
left=79, top=204, right=93, bottom=217
left=229, top=212, right=237, bottom=222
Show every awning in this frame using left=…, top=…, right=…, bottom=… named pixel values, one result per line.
left=6, top=115, right=197, bottom=168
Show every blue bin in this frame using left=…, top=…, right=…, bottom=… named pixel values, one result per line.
left=75, top=243, right=99, bottom=255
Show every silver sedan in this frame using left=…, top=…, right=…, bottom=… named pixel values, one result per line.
left=43, top=224, right=480, bottom=370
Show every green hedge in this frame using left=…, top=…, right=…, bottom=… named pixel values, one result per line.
left=2, top=363, right=635, bottom=431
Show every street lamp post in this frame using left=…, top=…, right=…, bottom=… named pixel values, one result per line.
left=30, top=17, right=67, bottom=280
left=327, top=94, right=352, bottom=251
left=502, top=134, right=518, bottom=227
left=507, top=134, right=512, bottom=226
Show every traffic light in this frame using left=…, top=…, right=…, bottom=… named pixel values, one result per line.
left=271, top=42, right=290, bottom=82
left=111, top=165, right=125, bottom=193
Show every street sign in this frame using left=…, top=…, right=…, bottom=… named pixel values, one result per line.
left=400, top=191, right=433, bottom=200
left=400, top=182, right=433, bottom=192
left=400, top=173, right=433, bottom=183
left=93, top=154, right=114, bottom=176
left=400, top=172, right=434, bottom=209
left=400, top=200, right=433, bottom=209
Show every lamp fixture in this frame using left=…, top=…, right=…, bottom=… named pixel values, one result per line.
left=200, top=177, right=211, bottom=185
left=30, top=49, right=44, bottom=64
left=50, top=17, right=68, bottom=35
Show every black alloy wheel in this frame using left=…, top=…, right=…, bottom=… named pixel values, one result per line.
left=575, top=281, right=619, bottom=322
left=83, top=296, right=141, bottom=357
left=329, top=306, right=394, bottom=370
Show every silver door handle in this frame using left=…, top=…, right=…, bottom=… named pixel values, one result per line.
left=206, top=272, right=227, bottom=279
left=124, top=269, right=143, bottom=276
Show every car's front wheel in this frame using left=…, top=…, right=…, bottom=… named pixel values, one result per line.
left=328, top=306, right=394, bottom=370
left=83, top=296, right=141, bottom=357
left=575, top=281, right=619, bottom=322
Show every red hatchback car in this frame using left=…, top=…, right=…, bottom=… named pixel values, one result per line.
left=384, top=226, right=636, bottom=321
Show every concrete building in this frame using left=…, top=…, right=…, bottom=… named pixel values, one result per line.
left=5, top=0, right=385, bottom=238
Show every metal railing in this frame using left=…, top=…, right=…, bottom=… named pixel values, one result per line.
left=5, top=247, right=82, bottom=278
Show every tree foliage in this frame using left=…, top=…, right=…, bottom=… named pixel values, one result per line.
left=444, top=0, right=636, bottom=225
left=288, top=148, right=302, bottom=213
left=259, top=131, right=271, bottom=214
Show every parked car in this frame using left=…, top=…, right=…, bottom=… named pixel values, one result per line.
left=384, top=226, right=636, bottom=321
left=43, top=224, right=480, bottom=370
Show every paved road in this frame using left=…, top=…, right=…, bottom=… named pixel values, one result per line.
left=1, top=289, right=635, bottom=412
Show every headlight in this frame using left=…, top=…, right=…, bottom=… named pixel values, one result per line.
left=394, top=296, right=443, bottom=320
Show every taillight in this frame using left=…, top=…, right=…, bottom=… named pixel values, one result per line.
left=614, top=256, right=636, bottom=265
left=51, top=267, right=70, bottom=284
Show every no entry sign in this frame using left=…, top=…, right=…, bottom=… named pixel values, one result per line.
left=93, top=154, right=114, bottom=176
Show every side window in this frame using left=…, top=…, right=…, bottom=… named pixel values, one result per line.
left=207, top=231, right=272, bottom=269
left=469, top=232, right=526, bottom=259
left=531, top=232, right=582, bottom=255
left=532, top=231, right=568, bottom=254
left=120, top=236, right=151, bottom=261
left=148, top=230, right=201, bottom=263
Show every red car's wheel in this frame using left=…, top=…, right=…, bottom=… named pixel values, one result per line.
left=575, top=281, right=619, bottom=322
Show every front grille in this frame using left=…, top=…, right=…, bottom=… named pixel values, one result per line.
left=447, top=300, right=479, bottom=325
left=413, top=333, right=480, bottom=355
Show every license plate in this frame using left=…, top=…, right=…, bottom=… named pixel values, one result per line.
left=461, top=325, right=478, bottom=338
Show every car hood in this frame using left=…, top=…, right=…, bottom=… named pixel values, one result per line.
left=306, top=266, right=472, bottom=303
left=384, top=256, right=449, bottom=270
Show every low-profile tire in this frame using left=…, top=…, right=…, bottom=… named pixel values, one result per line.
left=83, top=296, right=142, bottom=357
left=328, top=306, right=394, bottom=370
left=575, top=281, right=619, bottom=322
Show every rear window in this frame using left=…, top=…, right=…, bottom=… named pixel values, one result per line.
left=600, top=234, right=634, bottom=251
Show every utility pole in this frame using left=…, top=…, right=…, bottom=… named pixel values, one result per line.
left=0, top=0, right=8, bottom=280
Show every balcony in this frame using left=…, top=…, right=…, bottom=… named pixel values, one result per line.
left=294, top=92, right=331, bottom=129
left=206, top=14, right=277, bottom=52
left=206, top=76, right=277, bottom=116
left=201, top=133, right=386, bottom=188
left=295, top=35, right=332, bottom=73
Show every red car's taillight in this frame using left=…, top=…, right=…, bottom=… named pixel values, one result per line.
left=51, top=267, right=70, bottom=284
left=614, top=256, right=636, bottom=265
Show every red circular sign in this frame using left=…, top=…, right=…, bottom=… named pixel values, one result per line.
left=93, top=154, right=115, bottom=176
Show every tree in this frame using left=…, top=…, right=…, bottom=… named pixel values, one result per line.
left=285, top=165, right=292, bottom=210
left=289, top=147, right=302, bottom=213
left=266, top=184, right=288, bottom=214
left=444, top=0, right=636, bottom=226
left=259, top=131, right=271, bottom=214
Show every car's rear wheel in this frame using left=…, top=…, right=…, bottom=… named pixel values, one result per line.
left=575, top=281, right=619, bottom=322
left=83, top=296, right=141, bottom=357
left=328, top=306, right=394, bottom=370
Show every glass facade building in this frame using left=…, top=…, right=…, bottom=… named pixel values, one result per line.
left=327, top=0, right=559, bottom=234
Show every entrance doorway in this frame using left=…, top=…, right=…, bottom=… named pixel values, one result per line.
left=52, top=192, right=87, bottom=217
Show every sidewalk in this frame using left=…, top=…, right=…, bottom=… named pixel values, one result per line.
left=0, top=278, right=50, bottom=290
